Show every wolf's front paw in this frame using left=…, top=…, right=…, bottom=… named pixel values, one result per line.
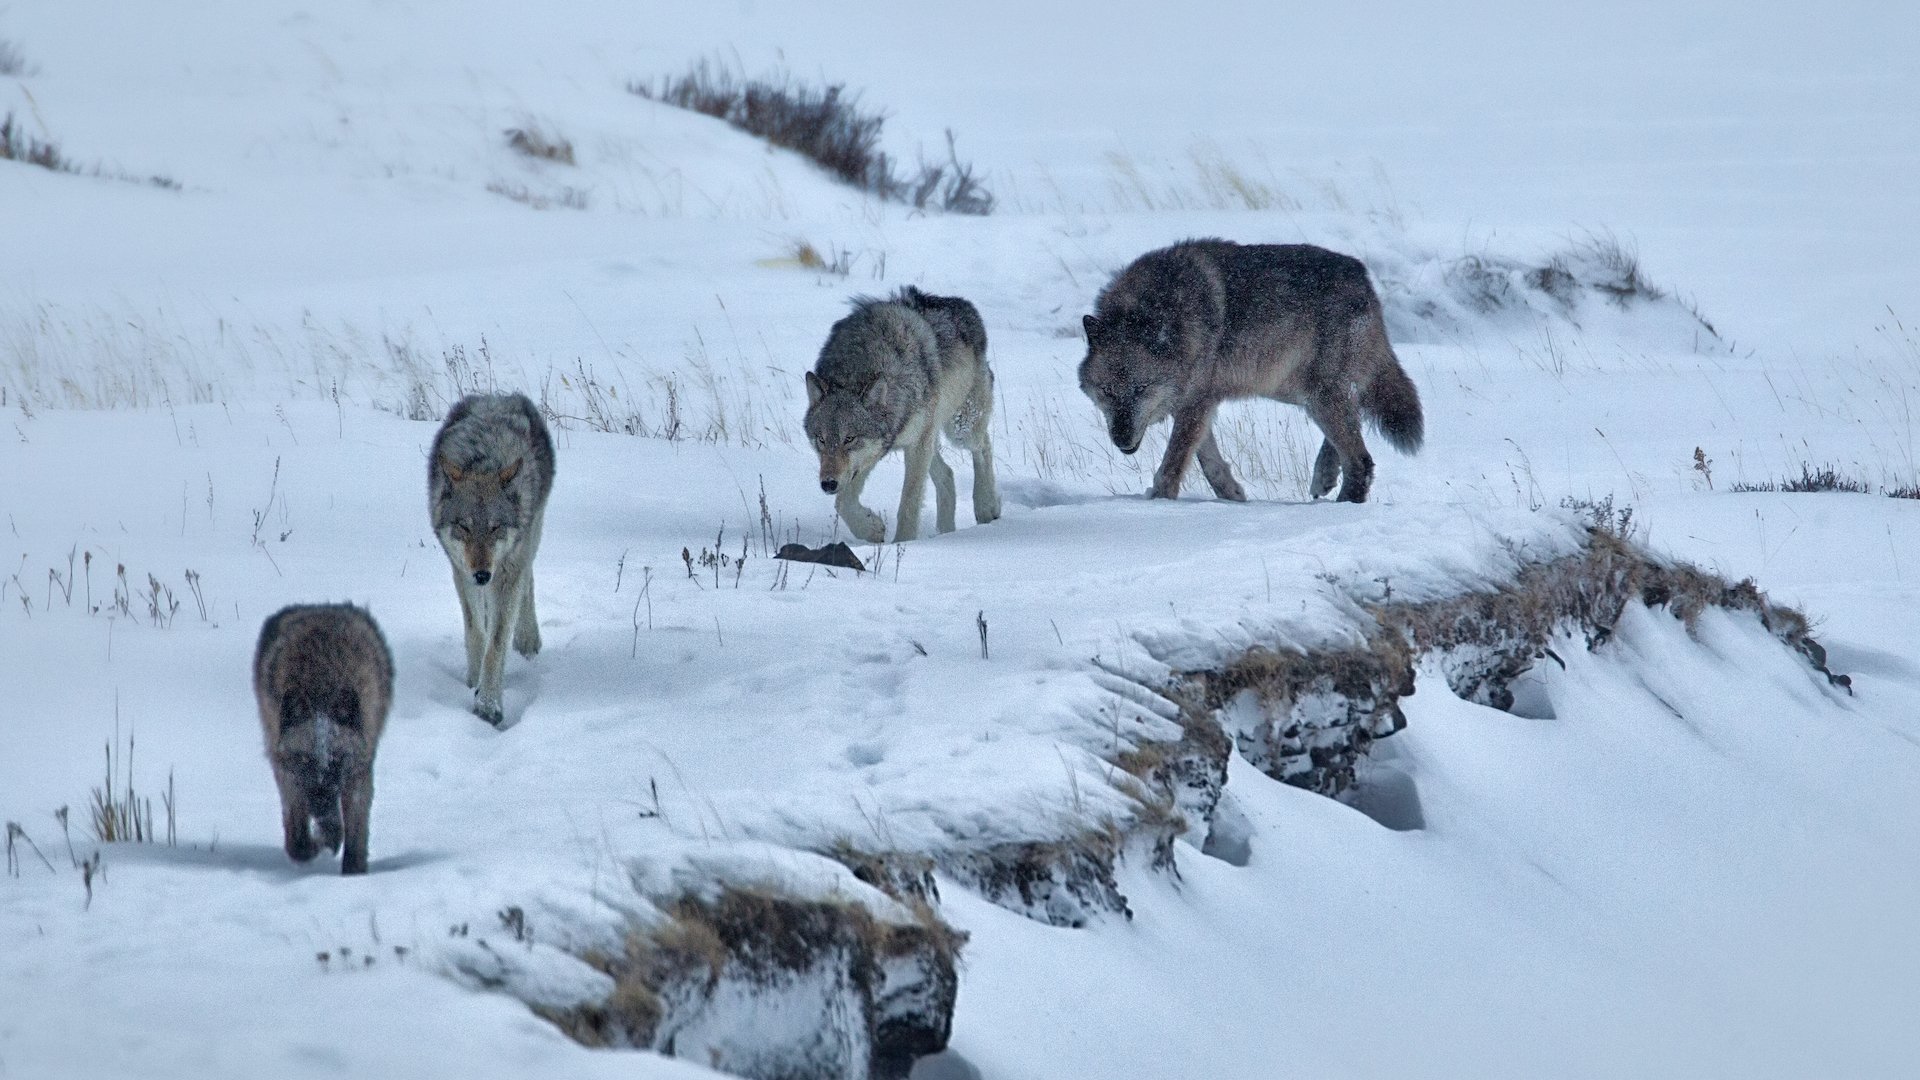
left=286, top=833, right=319, bottom=863
left=1216, top=481, right=1248, bottom=503
left=473, top=693, right=505, bottom=728
left=513, top=626, right=541, bottom=658
left=1310, top=455, right=1340, bottom=500
left=847, top=511, right=887, bottom=544
left=975, top=497, right=1002, bottom=524
left=1148, top=480, right=1182, bottom=500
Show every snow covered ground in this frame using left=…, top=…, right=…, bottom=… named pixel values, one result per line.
left=3, top=2, right=1920, bottom=1077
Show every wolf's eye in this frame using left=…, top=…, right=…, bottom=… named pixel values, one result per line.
left=451, top=524, right=469, bottom=540
left=842, top=435, right=856, bottom=447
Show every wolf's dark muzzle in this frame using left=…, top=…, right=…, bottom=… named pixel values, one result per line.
left=472, top=569, right=492, bottom=586
left=820, top=479, right=839, bottom=494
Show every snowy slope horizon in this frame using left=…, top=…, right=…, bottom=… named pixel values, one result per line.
left=5, top=3, right=1920, bottom=1079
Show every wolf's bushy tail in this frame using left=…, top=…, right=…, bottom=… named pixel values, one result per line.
left=1362, top=351, right=1424, bottom=454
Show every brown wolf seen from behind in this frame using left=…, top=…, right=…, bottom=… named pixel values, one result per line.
left=1079, top=239, right=1423, bottom=503
left=255, top=603, right=393, bottom=875
left=429, top=393, right=556, bottom=726
left=804, top=286, right=1000, bottom=542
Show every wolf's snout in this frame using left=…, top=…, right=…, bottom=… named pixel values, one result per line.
left=471, top=569, right=492, bottom=587
left=820, top=478, right=839, bottom=494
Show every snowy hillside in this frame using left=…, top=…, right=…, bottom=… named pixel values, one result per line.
left=4, top=2, right=1920, bottom=1078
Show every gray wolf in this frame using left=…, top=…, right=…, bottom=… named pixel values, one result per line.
left=1078, top=239, right=1423, bottom=503
left=428, top=392, right=556, bottom=726
left=804, top=286, right=1000, bottom=542
left=254, top=603, right=393, bottom=875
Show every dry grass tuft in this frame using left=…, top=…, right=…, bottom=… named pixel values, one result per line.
left=1731, top=463, right=1873, bottom=494
left=631, top=60, right=992, bottom=214
left=504, top=123, right=575, bottom=166
left=1, top=112, right=180, bottom=189
left=540, top=876, right=963, bottom=1075
left=88, top=726, right=176, bottom=845
left=486, top=180, right=588, bottom=210
left=1, top=111, right=70, bottom=172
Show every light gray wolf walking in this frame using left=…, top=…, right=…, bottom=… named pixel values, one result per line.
left=254, top=603, right=393, bottom=875
left=804, top=286, right=1000, bottom=543
left=428, top=393, right=555, bottom=726
left=1078, top=239, right=1423, bottom=504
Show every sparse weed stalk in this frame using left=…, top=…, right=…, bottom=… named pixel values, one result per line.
left=5, top=821, right=55, bottom=876
left=250, top=457, right=289, bottom=573
left=111, top=563, right=131, bottom=618
left=140, top=573, right=180, bottom=628
left=1692, top=447, right=1714, bottom=491
left=7, top=544, right=206, bottom=629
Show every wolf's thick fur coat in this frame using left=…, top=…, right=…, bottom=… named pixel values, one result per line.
left=428, top=393, right=556, bottom=726
left=1080, top=239, right=1423, bottom=503
left=804, top=286, right=1000, bottom=542
left=254, top=603, right=393, bottom=875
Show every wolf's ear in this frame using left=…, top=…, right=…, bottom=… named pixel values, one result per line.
left=1082, top=314, right=1102, bottom=343
left=498, top=458, right=522, bottom=484
left=805, top=370, right=826, bottom=407
left=441, top=455, right=465, bottom=483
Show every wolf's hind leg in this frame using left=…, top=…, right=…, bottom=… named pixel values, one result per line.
left=929, top=450, right=957, bottom=534
left=1307, top=398, right=1374, bottom=503
left=964, top=431, right=1000, bottom=524
left=951, top=373, right=1001, bottom=525
left=1309, top=439, right=1340, bottom=499
left=311, top=785, right=343, bottom=854
left=835, top=464, right=887, bottom=544
left=339, top=763, right=373, bottom=876
left=1195, top=427, right=1247, bottom=502
left=513, top=570, right=541, bottom=657
left=274, top=766, right=317, bottom=862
